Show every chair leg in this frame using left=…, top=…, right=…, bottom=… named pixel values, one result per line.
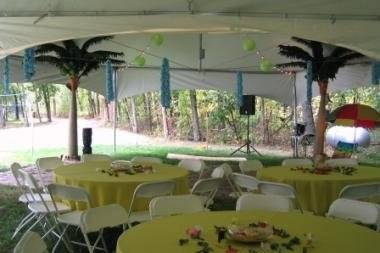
left=82, top=232, right=94, bottom=253
left=100, top=230, right=109, bottom=253
left=12, top=212, right=36, bottom=239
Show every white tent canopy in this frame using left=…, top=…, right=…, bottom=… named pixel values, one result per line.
left=2, top=32, right=374, bottom=106
left=0, top=0, right=380, bottom=60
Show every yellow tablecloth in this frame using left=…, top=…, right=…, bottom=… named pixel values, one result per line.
left=117, top=211, right=380, bottom=253
left=256, top=165, right=380, bottom=215
left=54, top=161, right=189, bottom=210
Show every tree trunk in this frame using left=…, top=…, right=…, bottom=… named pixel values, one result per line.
left=313, top=81, right=328, bottom=163
left=161, top=106, right=169, bottom=138
left=35, top=100, right=42, bottom=123
left=260, top=97, right=270, bottom=144
left=67, top=78, right=79, bottom=160
left=144, top=93, right=153, bottom=133
left=95, top=93, right=100, bottom=116
left=189, top=90, right=201, bottom=141
left=130, top=96, right=138, bottom=133
left=87, top=90, right=96, bottom=118
left=41, top=85, right=52, bottom=122
left=14, top=94, right=19, bottom=120
left=52, top=97, right=57, bottom=117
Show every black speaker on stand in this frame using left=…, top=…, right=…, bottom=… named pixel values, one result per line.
left=231, top=95, right=261, bottom=156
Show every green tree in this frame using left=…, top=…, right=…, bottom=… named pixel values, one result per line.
left=35, top=36, right=124, bottom=159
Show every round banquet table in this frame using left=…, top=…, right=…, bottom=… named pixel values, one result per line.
left=256, top=165, right=380, bottom=215
left=54, top=161, right=189, bottom=210
left=116, top=211, right=380, bottom=253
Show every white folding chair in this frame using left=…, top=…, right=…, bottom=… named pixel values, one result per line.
left=325, top=158, right=358, bottom=167
left=211, top=163, right=239, bottom=198
left=239, top=160, right=263, bottom=175
left=258, top=181, right=303, bottom=213
left=14, top=231, right=48, bottom=253
left=127, top=180, right=176, bottom=227
left=149, top=195, right=204, bottom=219
left=36, top=157, right=64, bottom=190
left=190, top=178, right=223, bottom=208
left=229, top=173, right=260, bottom=197
left=80, top=204, right=129, bottom=253
left=10, top=163, right=51, bottom=239
left=131, top=156, right=162, bottom=164
left=281, top=158, right=313, bottom=167
left=82, top=154, right=112, bottom=162
left=178, top=159, right=206, bottom=179
left=339, top=182, right=380, bottom=200
left=18, top=170, right=72, bottom=252
left=47, top=184, right=92, bottom=252
left=327, top=198, right=380, bottom=232
left=236, top=193, right=294, bottom=212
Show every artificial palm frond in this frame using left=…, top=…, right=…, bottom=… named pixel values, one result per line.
left=81, top=36, right=114, bottom=51
left=91, top=50, right=124, bottom=58
left=330, top=47, right=352, bottom=58
left=35, top=55, right=62, bottom=66
left=278, top=45, right=313, bottom=61
left=291, top=37, right=323, bottom=59
left=35, top=44, right=66, bottom=57
left=276, top=61, right=307, bottom=69
left=337, top=52, right=365, bottom=65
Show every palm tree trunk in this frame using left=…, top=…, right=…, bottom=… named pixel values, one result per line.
left=313, top=81, right=328, bottom=162
left=68, top=78, right=79, bottom=160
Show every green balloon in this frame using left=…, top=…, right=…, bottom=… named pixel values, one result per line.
left=134, top=55, right=146, bottom=67
left=260, top=59, right=273, bottom=72
left=151, top=34, right=164, bottom=46
left=242, top=38, right=256, bottom=52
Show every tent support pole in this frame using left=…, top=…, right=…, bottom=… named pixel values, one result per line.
left=292, top=73, right=299, bottom=158
left=113, top=68, right=118, bottom=154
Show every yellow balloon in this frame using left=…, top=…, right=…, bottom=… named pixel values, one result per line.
left=242, top=38, right=256, bottom=52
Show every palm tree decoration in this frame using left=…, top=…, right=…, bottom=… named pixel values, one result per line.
left=35, top=36, right=125, bottom=159
left=277, top=37, right=364, bottom=164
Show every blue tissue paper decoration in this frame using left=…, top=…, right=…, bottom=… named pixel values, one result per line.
left=235, top=71, right=243, bottom=108
left=2, top=57, right=10, bottom=95
left=23, top=48, right=35, bottom=81
left=160, top=57, right=171, bottom=108
left=105, top=60, right=114, bottom=102
left=371, top=61, right=380, bottom=85
left=306, top=60, right=313, bottom=102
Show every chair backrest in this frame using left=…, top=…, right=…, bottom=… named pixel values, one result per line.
left=324, top=158, right=358, bottom=167
left=281, top=158, right=313, bottom=167
left=18, top=170, right=41, bottom=192
left=149, top=195, right=204, bottom=218
left=191, top=178, right=223, bottom=208
left=82, top=154, right=112, bottom=162
left=80, top=204, right=129, bottom=233
left=14, top=231, right=47, bottom=253
left=47, top=184, right=92, bottom=208
left=191, top=178, right=223, bottom=196
left=327, top=198, right=380, bottom=230
left=211, top=163, right=233, bottom=178
left=258, top=181, right=297, bottom=198
left=339, top=182, right=380, bottom=200
left=239, top=160, right=263, bottom=174
left=10, top=162, right=24, bottom=187
left=236, top=193, right=293, bottom=212
left=230, top=173, right=260, bottom=194
left=178, top=159, right=206, bottom=173
left=36, top=157, right=63, bottom=171
left=128, top=181, right=176, bottom=215
left=131, top=156, right=162, bottom=164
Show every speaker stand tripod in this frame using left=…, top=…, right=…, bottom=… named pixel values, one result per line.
left=230, top=115, right=262, bottom=156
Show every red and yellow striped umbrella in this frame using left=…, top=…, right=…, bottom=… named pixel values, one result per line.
left=331, top=104, right=380, bottom=128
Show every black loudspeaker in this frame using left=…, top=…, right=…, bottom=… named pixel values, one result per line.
left=239, top=95, right=256, bottom=115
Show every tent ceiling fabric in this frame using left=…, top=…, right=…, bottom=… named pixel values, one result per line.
left=0, top=1, right=377, bottom=106
left=0, top=0, right=379, bottom=59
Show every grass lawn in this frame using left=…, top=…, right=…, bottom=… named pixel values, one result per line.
left=0, top=145, right=285, bottom=252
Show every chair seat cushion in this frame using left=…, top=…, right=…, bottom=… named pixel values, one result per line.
left=19, top=193, right=52, bottom=203
left=57, top=211, right=83, bottom=226
left=129, top=211, right=150, bottom=223
left=28, top=201, right=71, bottom=214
